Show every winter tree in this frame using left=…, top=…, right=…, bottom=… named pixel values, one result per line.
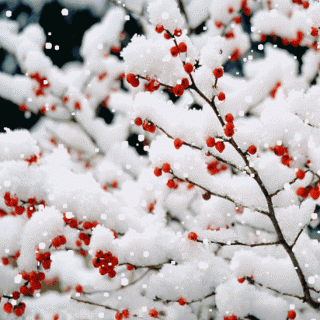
left=0, top=0, right=320, bottom=319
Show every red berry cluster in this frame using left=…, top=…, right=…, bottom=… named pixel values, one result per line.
left=270, top=145, right=293, bottom=167
left=297, top=184, right=320, bottom=200
left=19, top=270, right=46, bottom=297
left=30, top=72, right=50, bottom=97
left=78, top=232, right=91, bottom=246
left=170, top=42, right=187, bottom=57
left=3, top=193, right=44, bottom=219
left=115, top=309, right=130, bottom=319
left=166, top=179, right=179, bottom=189
left=225, top=31, right=235, bottom=39
left=1, top=251, right=20, bottom=266
left=52, top=235, right=67, bottom=248
left=3, top=301, right=26, bottom=317
left=241, top=0, right=251, bottom=15
left=292, top=0, right=309, bottom=9
left=270, top=81, right=281, bottom=98
left=207, top=160, right=227, bottom=175
left=36, top=251, right=52, bottom=269
left=92, top=250, right=119, bottom=278
left=142, top=120, right=156, bottom=133
left=126, top=73, right=140, bottom=87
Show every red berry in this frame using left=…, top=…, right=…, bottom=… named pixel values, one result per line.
left=115, top=312, right=123, bottom=320
left=167, top=179, right=176, bottom=188
left=52, top=237, right=62, bottom=248
left=83, top=221, right=93, bottom=229
left=229, top=315, right=238, bottom=320
left=3, top=302, right=13, bottom=313
left=174, top=29, right=182, bottom=37
left=213, top=68, right=223, bottom=78
left=149, top=309, right=159, bottom=318
left=15, top=206, right=25, bottom=215
left=184, top=63, right=193, bottom=74
left=288, top=310, right=296, bottom=320
left=178, top=42, right=187, bottom=53
left=274, top=145, right=285, bottom=156
left=311, top=27, right=319, bottom=37
left=62, top=96, right=69, bottom=103
left=14, top=305, right=25, bottom=317
left=215, top=141, right=225, bottom=153
left=206, top=137, right=215, bottom=148
left=202, top=192, right=211, bottom=200
left=303, top=1, right=309, bottom=8
left=178, top=297, right=186, bottom=305
left=233, top=16, right=242, bottom=24
left=310, top=188, right=320, bottom=200
left=218, top=92, right=225, bottom=101
left=126, top=73, right=136, bottom=84
left=75, top=285, right=83, bottom=293
left=30, top=280, right=42, bottom=290
left=149, top=124, right=156, bottom=133
left=215, top=21, right=223, bottom=28
left=20, top=286, right=29, bottom=295
left=134, top=117, right=142, bottom=126
left=42, top=259, right=52, bottom=269
left=122, top=310, right=130, bottom=318
left=154, top=167, right=162, bottom=177
left=69, top=219, right=78, bottom=228
left=237, top=277, right=245, bottom=283
left=296, top=187, right=309, bottom=199
left=127, top=264, right=134, bottom=270
left=12, top=291, right=20, bottom=300
left=162, top=163, right=171, bottom=173
left=19, top=104, right=28, bottom=112
left=38, top=272, right=45, bottom=281
left=108, top=270, right=117, bottom=278
left=164, top=31, right=171, bottom=39
left=2, top=257, right=9, bottom=265
left=188, top=232, right=198, bottom=241
left=174, top=138, right=183, bottom=149
left=296, top=169, right=305, bottom=180
left=173, top=84, right=184, bottom=96
left=155, top=24, right=164, bottom=33
left=131, top=78, right=140, bottom=87
left=181, top=78, right=189, bottom=89
left=74, top=101, right=81, bottom=110
left=248, top=145, right=257, bottom=155
left=228, top=6, right=234, bottom=13
left=170, top=46, right=179, bottom=57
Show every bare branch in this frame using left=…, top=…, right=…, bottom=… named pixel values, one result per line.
left=197, top=239, right=281, bottom=247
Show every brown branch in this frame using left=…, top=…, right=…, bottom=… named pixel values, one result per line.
left=270, top=175, right=300, bottom=198
left=197, top=239, right=281, bottom=247
left=70, top=296, right=119, bottom=312
left=154, top=290, right=215, bottom=305
left=247, top=277, right=305, bottom=301
left=137, top=75, right=174, bottom=90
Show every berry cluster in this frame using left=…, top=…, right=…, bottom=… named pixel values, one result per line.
left=1, top=251, right=20, bottom=265
left=240, top=0, right=251, bottom=16
left=292, top=0, right=309, bottom=9
left=207, top=160, right=227, bottom=175
left=154, top=162, right=171, bottom=177
left=36, top=251, right=52, bottom=269
left=170, top=41, right=187, bottom=57
left=270, top=145, right=293, bottom=167
left=77, top=232, right=91, bottom=246
left=3, top=301, right=26, bottom=317
left=207, top=225, right=230, bottom=231
left=92, top=250, right=119, bottom=278
left=166, top=179, right=179, bottom=189
left=296, top=183, right=320, bottom=200
left=103, top=181, right=119, bottom=191
left=155, top=24, right=182, bottom=39
left=52, top=235, right=67, bottom=248
left=29, top=72, right=50, bottom=97
left=19, top=270, right=46, bottom=297
left=134, top=117, right=156, bottom=133
left=115, top=309, right=130, bottom=319
left=311, top=26, right=319, bottom=37
left=2, top=193, right=45, bottom=219
left=145, top=79, right=160, bottom=92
